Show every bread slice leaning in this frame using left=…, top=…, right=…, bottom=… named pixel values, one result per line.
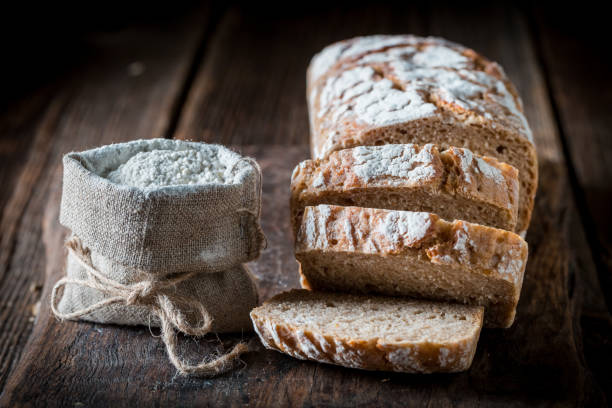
left=307, top=35, right=537, bottom=236
left=295, top=205, right=528, bottom=328
left=250, top=289, right=484, bottom=373
left=291, top=143, right=520, bottom=235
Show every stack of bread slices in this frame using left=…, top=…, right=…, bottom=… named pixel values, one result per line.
left=251, top=35, right=536, bottom=373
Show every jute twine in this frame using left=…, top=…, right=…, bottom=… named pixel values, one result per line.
left=51, top=237, right=248, bottom=377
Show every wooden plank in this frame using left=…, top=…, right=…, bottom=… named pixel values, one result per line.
left=529, top=5, right=612, bottom=401
left=0, top=6, right=211, bottom=396
left=0, top=97, right=66, bottom=390
left=427, top=4, right=608, bottom=405
left=174, top=4, right=429, bottom=145
left=0, top=91, right=55, bottom=218
left=2, top=3, right=609, bottom=407
left=0, top=93, right=63, bottom=293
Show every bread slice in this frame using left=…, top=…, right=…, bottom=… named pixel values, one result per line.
left=295, top=205, right=528, bottom=328
left=250, top=289, right=484, bottom=373
left=291, top=143, right=519, bottom=236
left=307, top=35, right=537, bottom=235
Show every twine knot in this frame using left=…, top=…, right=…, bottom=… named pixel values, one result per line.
left=51, top=236, right=248, bottom=377
left=126, top=280, right=154, bottom=304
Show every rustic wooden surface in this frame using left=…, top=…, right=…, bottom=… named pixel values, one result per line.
left=1, top=2, right=611, bottom=407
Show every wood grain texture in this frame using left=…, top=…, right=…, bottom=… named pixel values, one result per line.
left=530, top=5, right=612, bottom=281
left=0, top=93, right=63, bottom=374
left=0, top=6, right=210, bottom=395
left=529, top=5, right=612, bottom=401
left=1, top=3, right=610, bottom=407
left=174, top=3, right=429, bottom=145
left=0, top=89, right=56, bottom=217
left=0, top=95, right=69, bottom=391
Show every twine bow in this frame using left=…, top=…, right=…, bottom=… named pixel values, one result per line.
left=51, top=237, right=248, bottom=377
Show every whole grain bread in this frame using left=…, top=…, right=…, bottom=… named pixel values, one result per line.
left=295, top=204, right=528, bottom=328
left=291, top=143, right=520, bottom=236
left=250, top=289, right=484, bottom=373
left=307, top=35, right=537, bottom=235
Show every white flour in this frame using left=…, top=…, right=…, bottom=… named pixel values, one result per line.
left=375, top=210, right=433, bottom=249
left=351, top=144, right=437, bottom=184
left=107, top=149, right=230, bottom=188
left=453, top=147, right=505, bottom=185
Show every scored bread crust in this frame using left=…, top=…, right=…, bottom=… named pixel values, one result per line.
left=306, top=35, right=537, bottom=235
left=295, top=205, right=528, bottom=328
left=250, top=289, right=484, bottom=373
left=290, top=143, right=520, bottom=235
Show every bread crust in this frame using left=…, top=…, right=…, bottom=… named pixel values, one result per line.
left=250, top=290, right=484, bottom=373
left=295, top=205, right=528, bottom=327
left=306, top=35, right=537, bottom=234
left=290, top=143, right=520, bottom=234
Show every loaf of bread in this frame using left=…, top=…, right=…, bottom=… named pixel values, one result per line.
left=295, top=204, right=528, bottom=328
left=291, top=143, right=519, bottom=235
left=250, top=289, right=484, bottom=373
left=307, top=35, right=537, bottom=235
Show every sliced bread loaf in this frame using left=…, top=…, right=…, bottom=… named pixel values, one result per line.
left=250, top=289, right=484, bottom=373
left=295, top=205, right=528, bottom=328
left=307, top=35, right=537, bottom=235
left=291, top=143, right=519, bottom=235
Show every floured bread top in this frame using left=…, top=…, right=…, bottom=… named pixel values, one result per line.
left=299, top=204, right=437, bottom=252
left=291, top=143, right=519, bottom=215
left=308, top=35, right=533, bottom=158
left=351, top=143, right=438, bottom=183
left=297, top=205, right=527, bottom=285
left=255, top=290, right=484, bottom=344
left=449, top=147, right=505, bottom=186
left=107, top=149, right=231, bottom=188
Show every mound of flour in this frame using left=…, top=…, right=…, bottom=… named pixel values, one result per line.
left=107, top=149, right=231, bottom=188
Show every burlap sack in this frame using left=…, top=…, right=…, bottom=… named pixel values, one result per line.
left=55, top=238, right=258, bottom=332
left=60, top=139, right=265, bottom=274
left=51, top=139, right=266, bottom=377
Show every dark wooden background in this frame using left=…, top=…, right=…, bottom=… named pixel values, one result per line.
left=0, top=2, right=611, bottom=406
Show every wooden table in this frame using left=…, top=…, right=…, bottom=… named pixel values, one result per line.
left=1, top=3, right=611, bottom=406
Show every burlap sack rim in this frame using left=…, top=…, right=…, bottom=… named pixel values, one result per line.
left=65, top=138, right=254, bottom=195
left=63, top=154, right=254, bottom=212
left=59, top=139, right=264, bottom=274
